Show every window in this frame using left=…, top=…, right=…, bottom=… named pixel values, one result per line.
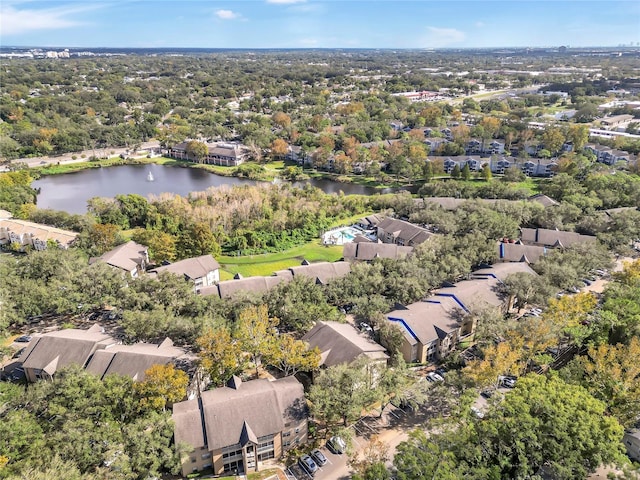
left=257, top=439, right=274, bottom=455
left=223, top=459, right=243, bottom=474
left=201, top=453, right=211, bottom=460
left=222, top=444, right=243, bottom=461
left=258, top=450, right=275, bottom=462
left=283, top=431, right=291, bottom=437
left=294, top=427, right=300, bottom=433
left=190, top=457, right=197, bottom=463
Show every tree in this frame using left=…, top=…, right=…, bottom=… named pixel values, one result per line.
left=235, top=304, right=279, bottom=377
left=480, top=165, right=492, bottom=181
left=308, top=358, right=378, bottom=427
left=394, top=374, right=625, bottom=480
left=566, top=124, right=590, bottom=151
left=544, top=292, right=597, bottom=346
left=267, top=334, right=320, bottom=376
left=349, top=436, right=390, bottom=480
left=79, top=223, right=122, bottom=256
left=265, top=277, right=341, bottom=333
left=464, top=340, right=522, bottom=388
left=177, top=222, right=221, bottom=258
left=131, top=229, right=177, bottom=263
left=581, top=337, right=640, bottom=427
left=450, top=164, right=461, bottom=179
left=272, top=111, right=291, bottom=129
left=374, top=358, right=429, bottom=416
left=134, top=364, right=189, bottom=412
left=270, top=138, right=288, bottom=159
left=185, top=140, right=209, bottom=163
left=460, top=163, right=472, bottom=181
left=541, top=127, right=565, bottom=155
left=502, top=272, right=555, bottom=309
left=196, top=325, right=244, bottom=387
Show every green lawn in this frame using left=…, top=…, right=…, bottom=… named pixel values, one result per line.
left=35, top=156, right=177, bottom=176
left=219, top=241, right=344, bottom=278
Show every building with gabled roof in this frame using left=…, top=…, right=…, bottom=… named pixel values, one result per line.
left=528, top=193, right=559, bottom=208
left=387, top=262, right=536, bottom=364
left=173, top=376, right=307, bottom=476
left=497, top=241, right=547, bottom=264
left=276, top=261, right=351, bottom=285
left=19, top=324, right=116, bottom=382
left=302, top=321, right=388, bottom=368
left=387, top=297, right=465, bottom=364
left=202, top=275, right=288, bottom=299
left=90, top=241, right=149, bottom=278
left=169, top=141, right=250, bottom=166
left=520, top=228, right=596, bottom=248
left=149, top=255, right=220, bottom=292
left=85, top=338, right=188, bottom=381
left=343, top=242, right=413, bottom=262
left=377, top=218, right=433, bottom=247
left=0, top=218, right=78, bottom=251
left=200, top=261, right=350, bottom=299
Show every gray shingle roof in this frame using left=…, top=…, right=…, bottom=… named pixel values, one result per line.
left=377, top=218, right=433, bottom=245
left=285, top=261, right=351, bottom=285
left=92, top=241, right=147, bottom=272
left=498, top=242, right=547, bottom=263
left=387, top=298, right=462, bottom=345
left=302, top=321, right=388, bottom=367
left=204, top=275, right=288, bottom=299
left=520, top=228, right=596, bottom=247
left=85, top=338, right=187, bottom=381
left=343, top=242, right=413, bottom=261
left=150, top=255, right=220, bottom=280
left=20, top=324, right=115, bottom=376
left=172, top=376, right=306, bottom=451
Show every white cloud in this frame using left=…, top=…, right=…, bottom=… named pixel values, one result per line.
left=266, top=0, right=307, bottom=4
left=421, top=26, right=466, bottom=48
left=0, top=2, right=99, bottom=35
left=475, top=21, right=485, bottom=28
left=215, top=9, right=241, bottom=20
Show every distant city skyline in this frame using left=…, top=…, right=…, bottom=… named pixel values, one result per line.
left=1, top=0, right=639, bottom=49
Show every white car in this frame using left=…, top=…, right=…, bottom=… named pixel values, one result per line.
left=426, top=372, right=444, bottom=382
left=471, top=406, right=484, bottom=419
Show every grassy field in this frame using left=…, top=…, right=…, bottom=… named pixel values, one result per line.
left=34, top=156, right=177, bottom=176
left=219, top=241, right=344, bottom=278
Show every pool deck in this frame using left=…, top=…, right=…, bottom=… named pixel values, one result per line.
left=322, top=225, right=376, bottom=245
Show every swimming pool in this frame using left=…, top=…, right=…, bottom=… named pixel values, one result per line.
left=322, top=226, right=364, bottom=245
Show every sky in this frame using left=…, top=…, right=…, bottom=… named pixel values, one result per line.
left=1, top=0, right=639, bottom=49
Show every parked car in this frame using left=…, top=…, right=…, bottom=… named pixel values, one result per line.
left=310, top=449, right=327, bottom=467
left=15, top=335, right=32, bottom=343
left=480, top=390, right=493, bottom=399
left=358, top=322, right=373, bottom=334
left=426, top=372, right=444, bottom=382
left=502, top=377, right=516, bottom=388
left=299, top=455, right=319, bottom=476
left=327, top=436, right=347, bottom=454
left=471, top=406, right=485, bottom=419
left=435, top=367, right=447, bottom=377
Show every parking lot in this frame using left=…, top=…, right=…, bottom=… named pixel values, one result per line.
left=284, top=403, right=428, bottom=480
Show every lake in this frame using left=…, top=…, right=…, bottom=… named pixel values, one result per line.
left=32, top=164, right=391, bottom=213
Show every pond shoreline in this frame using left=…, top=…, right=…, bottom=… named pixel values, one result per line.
left=31, top=155, right=413, bottom=191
